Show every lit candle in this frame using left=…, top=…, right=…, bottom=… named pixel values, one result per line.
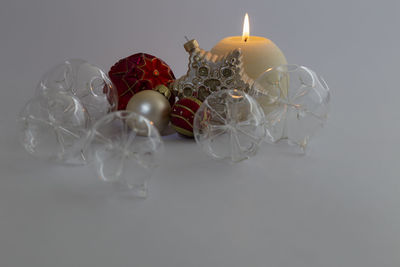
left=211, top=13, right=287, bottom=80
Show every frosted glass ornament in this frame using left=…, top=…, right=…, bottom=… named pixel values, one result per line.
left=36, top=59, right=118, bottom=124
left=250, top=65, right=330, bottom=152
left=18, top=90, right=90, bottom=164
left=193, top=89, right=266, bottom=163
left=86, top=111, right=164, bottom=198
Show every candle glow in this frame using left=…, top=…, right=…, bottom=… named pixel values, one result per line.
left=242, top=13, right=250, bottom=42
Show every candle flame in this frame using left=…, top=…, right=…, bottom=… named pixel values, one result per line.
left=242, top=13, right=250, bottom=42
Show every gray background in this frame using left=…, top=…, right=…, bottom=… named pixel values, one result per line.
left=1, top=0, right=399, bottom=266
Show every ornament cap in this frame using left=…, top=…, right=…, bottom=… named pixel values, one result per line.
left=184, top=39, right=199, bottom=53
left=155, top=84, right=172, bottom=100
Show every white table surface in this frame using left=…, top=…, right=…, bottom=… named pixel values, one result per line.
left=1, top=0, right=399, bottom=266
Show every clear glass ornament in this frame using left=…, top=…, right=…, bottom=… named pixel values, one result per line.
left=18, top=90, right=90, bottom=164
left=18, top=59, right=118, bottom=164
left=85, top=111, right=164, bottom=198
left=250, top=64, right=330, bottom=152
left=36, top=59, right=118, bottom=124
left=193, top=89, right=266, bottom=163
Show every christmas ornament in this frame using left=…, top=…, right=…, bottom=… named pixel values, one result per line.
left=125, top=90, right=171, bottom=133
left=36, top=59, right=118, bottom=124
left=170, top=97, right=202, bottom=137
left=170, top=39, right=254, bottom=102
left=250, top=65, right=330, bottom=152
left=86, top=111, right=164, bottom=198
left=193, top=89, right=266, bottom=163
left=108, top=53, right=175, bottom=110
left=18, top=90, right=90, bottom=165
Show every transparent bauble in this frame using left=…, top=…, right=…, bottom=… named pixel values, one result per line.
left=36, top=59, right=118, bottom=124
left=85, top=111, right=164, bottom=198
left=250, top=64, right=330, bottom=152
left=193, top=89, right=266, bottom=163
left=18, top=90, right=90, bottom=164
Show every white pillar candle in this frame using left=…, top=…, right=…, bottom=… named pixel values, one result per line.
left=211, top=13, right=287, bottom=80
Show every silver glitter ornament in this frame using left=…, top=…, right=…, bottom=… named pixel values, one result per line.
left=171, top=39, right=254, bottom=102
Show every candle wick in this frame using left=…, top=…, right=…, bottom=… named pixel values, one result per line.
left=184, top=36, right=190, bottom=42
left=244, top=37, right=248, bottom=42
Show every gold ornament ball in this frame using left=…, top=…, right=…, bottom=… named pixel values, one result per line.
left=126, top=90, right=171, bottom=133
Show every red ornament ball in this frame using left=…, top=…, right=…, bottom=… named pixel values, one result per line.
left=108, top=53, right=175, bottom=110
left=170, top=97, right=202, bottom=137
